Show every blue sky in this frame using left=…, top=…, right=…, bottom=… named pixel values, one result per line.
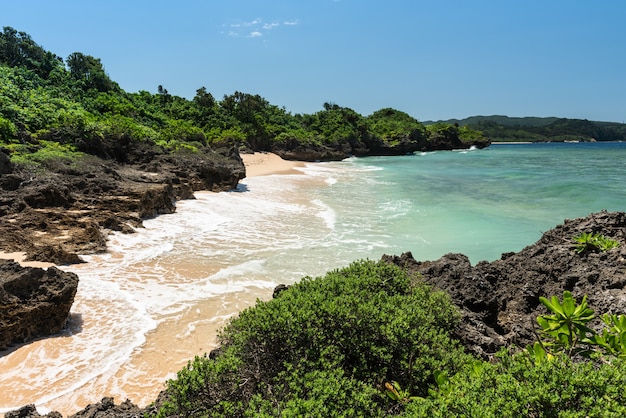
left=3, top=1, right=625, bottom=122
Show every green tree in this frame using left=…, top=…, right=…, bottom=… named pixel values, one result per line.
left=66, top=52, right=116, bottom=92
left=0, top=26, right=64, bottom=78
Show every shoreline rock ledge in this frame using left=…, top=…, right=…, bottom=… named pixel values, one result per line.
left=384, top=210, right=626, bottom=358
left=0, top=260, right=78, bottom=351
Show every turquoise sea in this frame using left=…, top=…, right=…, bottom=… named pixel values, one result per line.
left=313, top=141, right=626, bottom=264
left=2, top=141, right=626, bottom=414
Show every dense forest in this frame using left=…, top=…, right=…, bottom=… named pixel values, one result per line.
left=0, top=26, right=489, bottom=168
left=430, top=115, right=626, bottom=143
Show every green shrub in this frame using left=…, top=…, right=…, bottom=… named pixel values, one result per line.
left=530, top=291, right=626, bottom=361
left=0, top=116, right=17, bottom=141
left=573, top=232, right=620, bottom=254
left=408, top=351, right=626, bottom=417
left=366, top=108, right=427, bottom=143
left=534, top=291, right=596, bottom=358
left=158, top=259, right=469, bottom=417
left=7, top=139, right=83, bottom=168
left=207, top=126, right=247, bottom=147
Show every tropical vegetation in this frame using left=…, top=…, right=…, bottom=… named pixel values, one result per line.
left=0, top=26, right=487, bottom=170
left=4, top=26, right=626, bottom=417
left=157, top=261, right=626, bottom=417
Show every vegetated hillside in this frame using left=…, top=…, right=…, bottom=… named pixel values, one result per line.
left=427, top=115, right=560, bottom=127
left=0, top=25, right=488, bottom=262
left=0, top=26, right=488, bottom=169
left=427, top=115, right=626, bottom=142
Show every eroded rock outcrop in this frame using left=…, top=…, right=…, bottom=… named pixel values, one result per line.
left=384, top=210, right=626, bottom=357
left=0, top=260, right=78, bottom=351
left=0, top=147, right=245, bottom=264
left=4, top=397, right=141, bottom=418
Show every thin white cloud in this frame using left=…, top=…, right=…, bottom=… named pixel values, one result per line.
left=263, top=22, right=280, bottom=30
left=223, top=17, right=298, bottom=38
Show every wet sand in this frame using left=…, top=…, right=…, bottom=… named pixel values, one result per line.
left=0, top=252, right=55, bottom=268
left=0, top=153, right=308, bottom=416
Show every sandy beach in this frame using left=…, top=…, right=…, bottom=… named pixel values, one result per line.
left=0, top=151, right=311, bottom=416
left=0, top=252, right=55, bottom=269
left=240, top=152, right=306, bottom=177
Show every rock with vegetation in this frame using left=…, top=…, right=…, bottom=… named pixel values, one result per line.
left=384, top=210, right=626, bottom=358
left=0, top=260, right=78, bottom=351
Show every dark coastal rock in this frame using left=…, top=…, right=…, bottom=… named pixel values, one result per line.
left=4, top=398, right=142, bottom=418
left=384, top=210, right=626, bottom=357
left=4, top=404, right=62, bottom=418
left=271, top=143, right=352, bottom=162
left=22, top=183, right=74, bottom=209
left=0, top=147, right=14, bottom=174
left=0, top=260, right=79, bottom=351
left=272, top=283, right=290, bottom=298
left=0, top=147, right=245, bottom=263
left=69, top=397, right=142, bottom=418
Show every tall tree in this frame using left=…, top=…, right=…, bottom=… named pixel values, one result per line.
left=0, top=26, right=63, bottom=78
left=66, top=52, right=116, bottom=92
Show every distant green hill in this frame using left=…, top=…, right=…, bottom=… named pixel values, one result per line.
left=425, top=115, right=626, bottom=142
left=426, top=115, right=559, bottom=128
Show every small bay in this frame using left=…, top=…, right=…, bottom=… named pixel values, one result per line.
left=2, top=141, right=625, bottom=415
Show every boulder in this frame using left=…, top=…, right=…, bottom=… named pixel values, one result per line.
left=0, top=260, right=79, bottom=351
left=0, top=148, right=14, bottom=174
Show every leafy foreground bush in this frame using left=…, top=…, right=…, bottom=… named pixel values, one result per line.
left=156, top=261, right=626, bottom=417
left=411, top=291, right=626, bottom=417
left=157, top=260, right=469, bottom=417
left=408, top=351, right=626, bottom=417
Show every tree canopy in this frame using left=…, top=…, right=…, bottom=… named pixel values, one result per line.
left=0, top=26, right=488, bottom=166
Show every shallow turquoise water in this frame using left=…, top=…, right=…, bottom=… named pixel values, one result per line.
left=309, top=142, right=626, bottom=263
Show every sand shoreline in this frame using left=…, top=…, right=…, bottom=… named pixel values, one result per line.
left=0, top=153, right=305, bottom=269
left=0, top=252, right=55, bottom=268
left=0, top=152, right=314, bottom=416
left=240, top=152, right=306, bottom=177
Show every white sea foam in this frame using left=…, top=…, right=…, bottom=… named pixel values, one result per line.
left=0, top=157, right=419, bottom=414
left=311, top=199, right=336, bottom=230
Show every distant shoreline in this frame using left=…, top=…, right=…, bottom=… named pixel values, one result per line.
left=491, top=141, right=533, bottom=144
